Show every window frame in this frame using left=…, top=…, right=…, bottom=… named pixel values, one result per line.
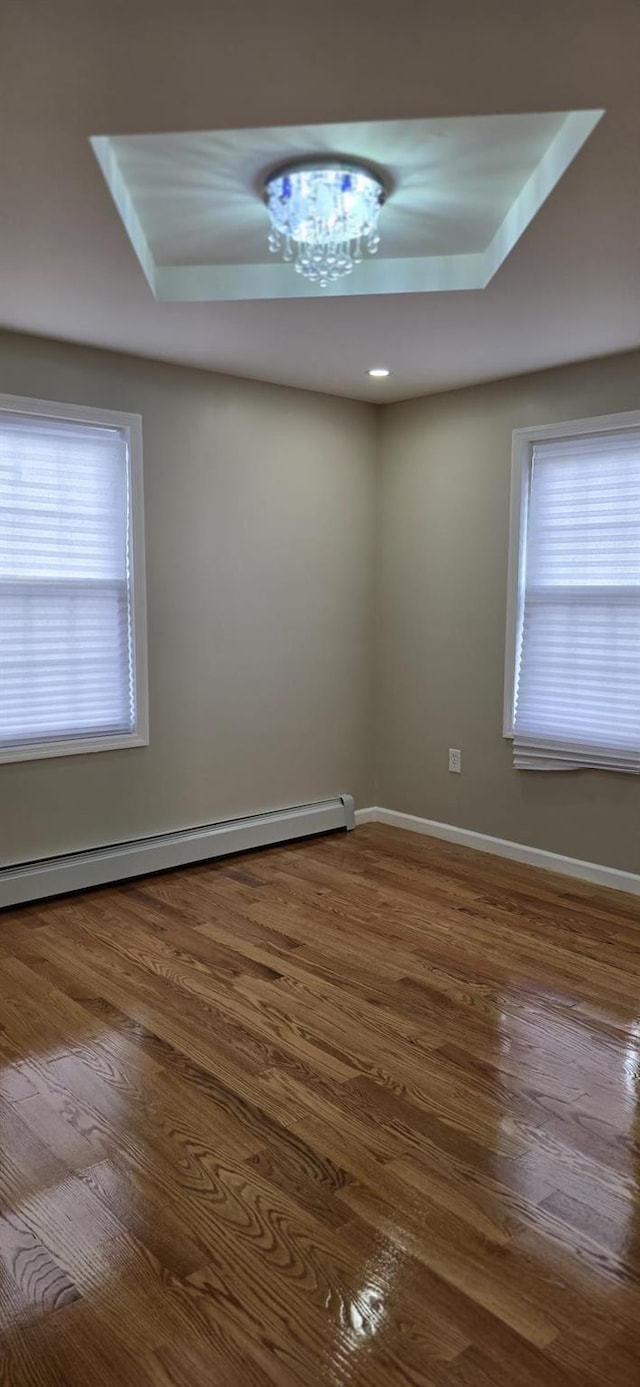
left=503, top=408, right=640, bottom=740
left=0, top=393, right=149, bottom=764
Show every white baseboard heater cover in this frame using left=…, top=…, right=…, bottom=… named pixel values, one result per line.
left=0, top=794, right=355, bottom=910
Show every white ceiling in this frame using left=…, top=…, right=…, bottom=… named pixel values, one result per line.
left=1, top=0, right=639, bottom=402
left=92, top=111, right=600, bottom=299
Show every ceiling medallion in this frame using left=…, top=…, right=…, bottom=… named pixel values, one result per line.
left=263, top=160, right=387, bottom=288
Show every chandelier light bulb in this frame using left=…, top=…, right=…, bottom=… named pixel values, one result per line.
left=264, top=160, right=387, bottom=289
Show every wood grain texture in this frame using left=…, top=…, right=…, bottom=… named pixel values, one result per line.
left=1, top=823, right=640, bottom=1385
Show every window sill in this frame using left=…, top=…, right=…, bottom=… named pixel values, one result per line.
left=0, top=732, right=149, bottom=765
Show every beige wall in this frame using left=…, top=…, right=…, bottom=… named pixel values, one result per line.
left=1, top=331, right=377, bottom=865
left=2, top=332, right=638, bottom=875
left=376, top=351, right=640, bottom=875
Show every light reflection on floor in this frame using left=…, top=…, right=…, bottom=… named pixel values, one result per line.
left=497, top=993, right=640, bottom=1269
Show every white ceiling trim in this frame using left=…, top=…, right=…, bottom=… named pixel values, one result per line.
left=483, top=110, right=603, bottom=282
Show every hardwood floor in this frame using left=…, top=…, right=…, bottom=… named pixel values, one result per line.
left=1, top=824, right=640, bottom=1386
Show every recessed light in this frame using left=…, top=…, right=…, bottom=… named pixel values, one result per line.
left=367, top=367, right=390, bottom=378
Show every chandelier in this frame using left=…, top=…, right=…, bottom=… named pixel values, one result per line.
left=263, top=160, right=387, bottom=288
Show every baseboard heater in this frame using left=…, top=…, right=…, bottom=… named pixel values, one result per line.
left=0, top=794, right=355, bottom=910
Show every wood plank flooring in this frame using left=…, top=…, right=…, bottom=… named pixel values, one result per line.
left=1, top=823, right=640, bottom=1386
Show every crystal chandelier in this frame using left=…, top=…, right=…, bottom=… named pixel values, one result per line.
left=263, top=160, right=387, bottom=288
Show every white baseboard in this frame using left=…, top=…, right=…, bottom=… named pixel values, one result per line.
left=5, top=793, right=635, bottom=910
left=0, top=795, right=355, bottom=910
left=356, top=806, right=640, bottom=896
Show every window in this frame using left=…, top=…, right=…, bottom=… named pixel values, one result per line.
left=0, top=395, right=148, bottom=763
left=504, top=411, right=640, bottom=773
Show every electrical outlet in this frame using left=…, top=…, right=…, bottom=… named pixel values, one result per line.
left=448, top=747, right=462, bottom=773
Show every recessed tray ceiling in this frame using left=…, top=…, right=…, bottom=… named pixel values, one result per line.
left=91, top=110, right=603, bottom=303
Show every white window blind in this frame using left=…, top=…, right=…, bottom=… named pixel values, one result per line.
left=512, top=426, right=640, bottom=773
left=0, top=405, right=145, bottom=760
